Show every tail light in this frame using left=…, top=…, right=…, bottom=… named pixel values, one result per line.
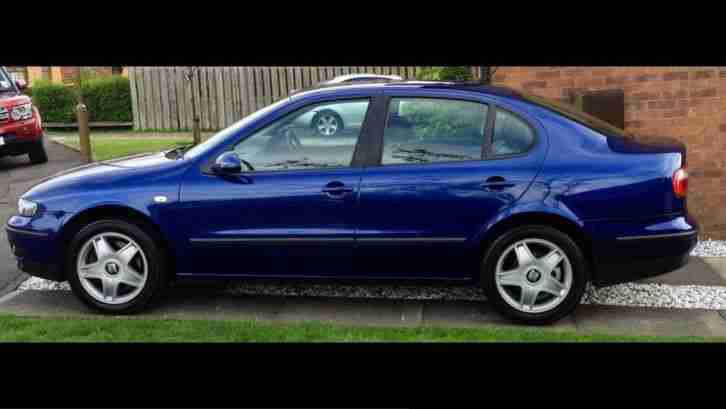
left=673, top=167, right=688, bottom=199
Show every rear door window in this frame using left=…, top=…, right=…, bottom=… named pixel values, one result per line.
left=381, top=97, right=488, bottom=165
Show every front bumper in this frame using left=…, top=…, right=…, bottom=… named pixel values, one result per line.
left=0, top=116, right=43, bottom=157
left=0, top=133, right=40, bottom=157
left=6, top=219, right=64, bottom=282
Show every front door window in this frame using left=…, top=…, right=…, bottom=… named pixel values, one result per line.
left=232, top=99, right=370, bottom=171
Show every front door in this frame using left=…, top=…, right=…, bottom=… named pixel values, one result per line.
left=355, top=93, right=545, bottom=280
left=177, top=98, right=372, bottom=278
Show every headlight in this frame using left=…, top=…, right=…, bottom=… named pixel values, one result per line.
left=10, top=103, right=33, bottom=121
left=18, top=199, right=38, bottom=217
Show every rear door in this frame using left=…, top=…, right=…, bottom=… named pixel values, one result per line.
left=354, top=90, right=546, bottom=280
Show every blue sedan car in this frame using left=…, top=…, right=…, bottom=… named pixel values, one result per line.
left=5, top=80, right=698, bottom=324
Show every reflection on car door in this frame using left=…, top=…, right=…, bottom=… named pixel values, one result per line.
left=354, top=92, right=546, bottom=280
left=175, top=97, right=373, bottom=278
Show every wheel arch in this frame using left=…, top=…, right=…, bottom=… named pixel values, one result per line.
left=56, top=204, right=176, bottom=282
left=475, top=211, right=594, bottom=282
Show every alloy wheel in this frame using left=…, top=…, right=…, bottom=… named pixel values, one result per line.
left=316, top=114, right=339, bottom=136
left=494, top=238, right=573, bottom=314
left=76, top=232, right=149, bottom=305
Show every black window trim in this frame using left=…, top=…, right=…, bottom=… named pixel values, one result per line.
left=200, top=95, right=377, bottom=175
left=365, top=95, right=494, bottom=168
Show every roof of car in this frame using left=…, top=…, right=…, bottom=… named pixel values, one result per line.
left=290, top=79, right=525, bottom=99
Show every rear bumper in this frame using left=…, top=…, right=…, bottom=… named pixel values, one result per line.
left=586, top=213, right=699, bottom=287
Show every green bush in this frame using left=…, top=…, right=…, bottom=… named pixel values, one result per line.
left=29, top=80, right=77, bottom=123
left=29, top=75, right=132, bottom=124
left=80, top=76, right=132, bottom=122
left=415, top=66, right=473, bottom=81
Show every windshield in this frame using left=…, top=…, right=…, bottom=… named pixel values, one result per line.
left=182, top=97, right=292, bottom=159
left=0, top=68, right=14, bottom=92
left=521, top=93, right=630, bottom=138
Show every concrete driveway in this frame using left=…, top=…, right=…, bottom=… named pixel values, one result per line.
left=0, top=138, right=83, bottom=295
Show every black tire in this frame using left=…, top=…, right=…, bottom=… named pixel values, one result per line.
left=311, top=110, right=344, bottom=136
left=480, top=225, right=587, bottom=325
left=28, top=140, right=48, bottom=164
left=65, top=219, right=166, bottom=314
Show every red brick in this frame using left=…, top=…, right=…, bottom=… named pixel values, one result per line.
left=522, top=81, right=547, bottom=89
left=605, top=76, right=629, bottom=85
left=648, top=100, right=676, bottom=109
left=662, top=90, right=688, bottom=99
left=663, top=109, right=687, bottom=118
left=663, top=71, right=689, bottom=81
left=631, top=91, right=660, bottom=101
left=691, top=88, right=717, bottom=98
left=563, top=69, right=585, bottom=76
left=535, top=71, right=560, bottom=79
left=634, top=74, right=658, bottom=82
left=691, top=70, right=715, bottom=80
left=591, top=69, right=613, bottom=76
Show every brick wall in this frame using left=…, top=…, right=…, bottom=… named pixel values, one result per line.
left=492, top=67, right=726, bottom=239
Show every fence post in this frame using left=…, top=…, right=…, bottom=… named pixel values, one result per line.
left=76, top=103, right=92, bottom=163
left=185, top=67, right=201, bottom=144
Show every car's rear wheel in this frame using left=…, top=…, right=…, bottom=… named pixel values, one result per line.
left=312, top=110, right=343, bottom=136
left=480, top=225, right=587, bottom=325
left=66, top=219, right=165, bottom=314
left=28, top=140, right=48, bottom=164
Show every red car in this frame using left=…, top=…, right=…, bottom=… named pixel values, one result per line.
left=0, top=66, right=47, bottom=164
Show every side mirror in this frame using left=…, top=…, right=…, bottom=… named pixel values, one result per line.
left=211, top=151, right=242, bottom=174
left=15, top=79, right=27, bottom=91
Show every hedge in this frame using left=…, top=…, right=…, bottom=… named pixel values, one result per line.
left=30, top=75, right=132, bottom=123
left=81, top=76, right=132, bottom=122
left=30, top=80, right=77, bottom=123
left=415, top=66, right=473, bottom=81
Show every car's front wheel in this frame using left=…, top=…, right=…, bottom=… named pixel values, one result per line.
left=480, top=225, right=587, bottom=325
left=66, top=219, right=165, bottom=314
left=28, top=140, right=48, bottom=164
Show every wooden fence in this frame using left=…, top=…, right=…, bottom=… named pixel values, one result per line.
left=128, top=66, right=483, bottom=131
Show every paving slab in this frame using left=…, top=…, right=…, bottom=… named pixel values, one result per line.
left=3, top=288, right=724, bottom=338
left=701, top=257, right=726, bottom=281
left=572, top=304, right=726, bottom=338
left=421, top=299, right=579, bottom=332
left=638, top=256, right=726, bottom=286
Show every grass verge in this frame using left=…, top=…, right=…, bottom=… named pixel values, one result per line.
left=0, top=314, right=719, bottom=342
left=48, top=130, right=213, bottom=161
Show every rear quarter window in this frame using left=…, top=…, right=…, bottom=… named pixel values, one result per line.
left=492, top=109, right=535, bottom=156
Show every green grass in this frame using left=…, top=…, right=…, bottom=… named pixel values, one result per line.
left=0, top=314, right=718, bottom=342
left=48, top=129, right=217, bottom=161
left=60, top=137, right=191, bottom=161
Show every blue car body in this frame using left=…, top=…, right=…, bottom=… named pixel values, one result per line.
left=6, top=82, right=698, bottom=288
